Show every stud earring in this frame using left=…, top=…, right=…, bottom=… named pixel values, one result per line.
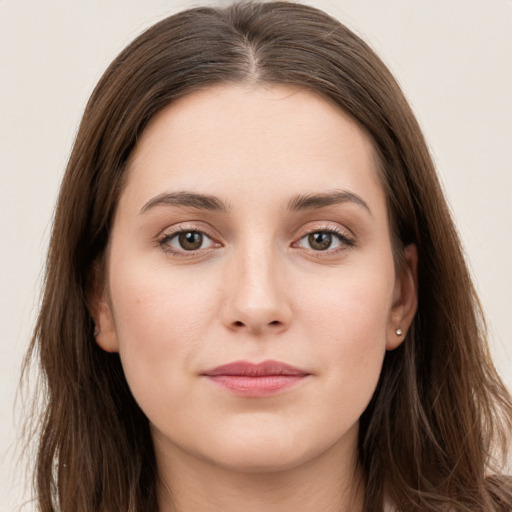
left=395, top=328, right=403, bottom=336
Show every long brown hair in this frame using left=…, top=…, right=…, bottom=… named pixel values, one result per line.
left=24, top=2, right=512, bottom=511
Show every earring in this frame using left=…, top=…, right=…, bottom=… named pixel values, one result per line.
left=395, top=328, right=403, bottom=336
left=94, top=325, right=101, bottom=337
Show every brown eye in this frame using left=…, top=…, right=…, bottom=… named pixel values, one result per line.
left=308, top=232, right=332, bottom=251
left=161, top=230, right=217, bottom=253
left=177, top=231, right=204, bottom=250
left=296, top=229, right=353, bottom=252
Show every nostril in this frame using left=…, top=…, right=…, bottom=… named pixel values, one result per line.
left=269, top=320, right=280, bottom=326
left=234, top=321, right=244, bottom=327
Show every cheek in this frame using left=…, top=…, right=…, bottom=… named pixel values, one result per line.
left=298, top=264, right=394, bottom=408
left=108, top=260, right=219, bottom=405
left=300, top=262, right=394, bottom=342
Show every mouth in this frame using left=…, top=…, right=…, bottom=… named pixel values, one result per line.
left=201, top=360, right=311, bottom=397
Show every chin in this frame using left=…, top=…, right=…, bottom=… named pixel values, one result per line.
left=197, top=424, right=355, bottom=475
left=207, top=444, right=314, bottom=474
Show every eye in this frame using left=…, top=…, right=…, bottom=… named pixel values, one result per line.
left=159, top=230, right=218, bottom=253
left=296, top=229, right=354, bottom=252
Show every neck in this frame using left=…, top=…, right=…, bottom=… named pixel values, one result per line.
left=154, top=427, right=365, bottom=512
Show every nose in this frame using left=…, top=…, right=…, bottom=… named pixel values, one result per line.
left=221, top=246, right=292, bottom=335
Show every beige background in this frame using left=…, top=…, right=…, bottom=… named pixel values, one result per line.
left=1, top=0, right=511, bottom=510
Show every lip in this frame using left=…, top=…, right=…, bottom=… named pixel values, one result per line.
left=202, top=360, right=310, bottom=397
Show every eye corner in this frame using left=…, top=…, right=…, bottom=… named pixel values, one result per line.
left=156, top=225, right=223, bottom=258
left=292, top=226, right=356, bottom=255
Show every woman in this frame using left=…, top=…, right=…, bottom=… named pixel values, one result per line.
left=24, top=1, right=512, bottom=511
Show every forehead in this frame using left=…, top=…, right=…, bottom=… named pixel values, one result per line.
left=122, top=84, right=385, bottom=214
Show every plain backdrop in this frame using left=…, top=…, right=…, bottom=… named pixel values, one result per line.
left=1, top=0, right=511, bottom=510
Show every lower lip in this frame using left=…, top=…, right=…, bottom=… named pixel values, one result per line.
left=205, top=375, right=308, bottom=397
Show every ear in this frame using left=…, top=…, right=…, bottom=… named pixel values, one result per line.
left=86, top=261, right=119, bottom=353
left=387, top=243, right=418, bottom=350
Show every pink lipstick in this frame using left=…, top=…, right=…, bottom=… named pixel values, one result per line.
left=202, top=360, right=310, bottom=397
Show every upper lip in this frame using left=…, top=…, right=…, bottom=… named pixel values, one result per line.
left=202, top=360, right=310, bottom=377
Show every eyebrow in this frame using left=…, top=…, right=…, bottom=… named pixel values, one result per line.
left=287, top=190, right=372, bottom=215
left=140, top=191, right=230, bottom=214
left=139, top=189, right=371, bottom=216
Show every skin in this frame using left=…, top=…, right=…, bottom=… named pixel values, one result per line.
left=92, top=84, right=417, bottom=512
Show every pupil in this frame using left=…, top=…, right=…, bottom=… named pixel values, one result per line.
left=179, top=231, right=202, bottom=250
left=309, top=232, right=331, bottom=250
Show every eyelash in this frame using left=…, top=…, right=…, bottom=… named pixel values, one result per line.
left=295, top=226, right=355, bottom=255
left=157, top=225, right=220, bottom=257
left=156, top=224, right=355, bottom=257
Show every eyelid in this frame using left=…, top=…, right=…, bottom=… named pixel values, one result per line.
left=156, top=222, right=222, bottom=256
left=154, top=221, right=355, bottom=257
left=291, top=223, right=356, bottom=253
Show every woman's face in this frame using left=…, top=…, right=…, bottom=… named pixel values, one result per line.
left=93, top=84, right=416, bottom=473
